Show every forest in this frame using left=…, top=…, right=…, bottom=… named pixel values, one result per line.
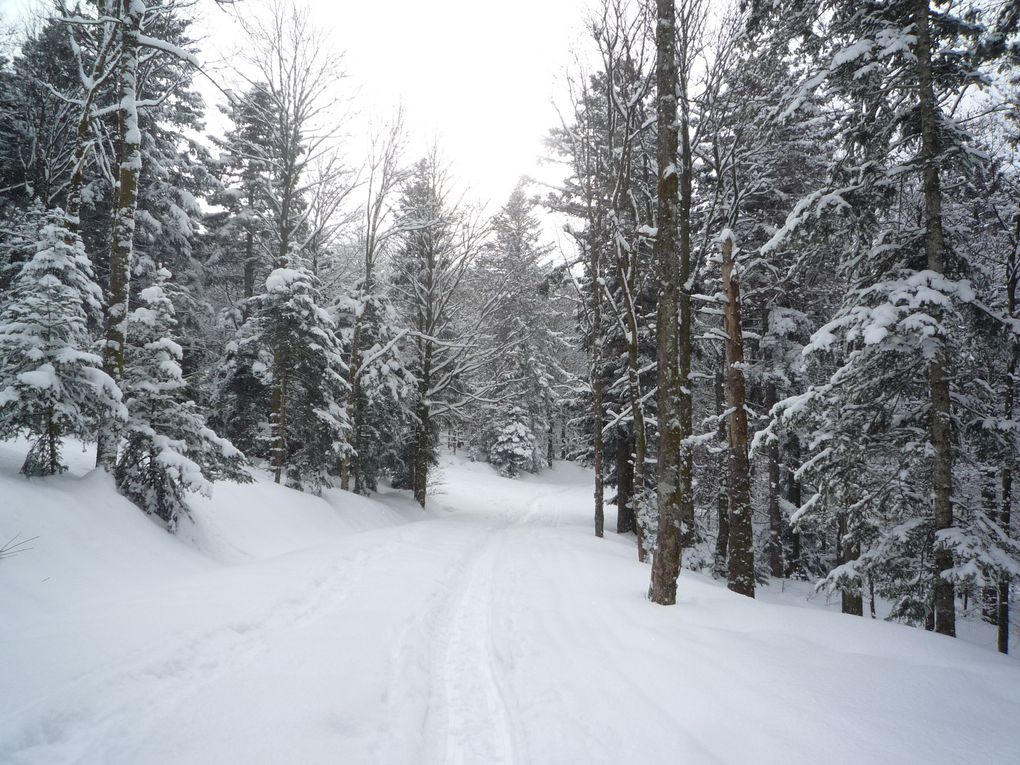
left=1, top=0, right=1019, bottom=669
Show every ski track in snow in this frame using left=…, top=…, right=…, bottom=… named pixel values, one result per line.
left=422, top=486, right=571, bottom=765
left=4, top=453, right=1020, bottom=765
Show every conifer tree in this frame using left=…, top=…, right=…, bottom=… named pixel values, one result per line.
left=0, top=210, right=121, bottom=475
left=256, top=266, right=351, bottom=491
left=116, top=269, right=248, bottom=529
left=489, top=405, right=538, bottom=478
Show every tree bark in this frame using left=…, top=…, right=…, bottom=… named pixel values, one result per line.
left=616, top=436, right=636, bottom=534
left=97, top=3, right=143, bottom=470
left=714, top=368, right=729, bottom=575
left=786, top=434, right=802, bottom=578
left=982, top=470, right=999, bottom=623
left=413, top=400, right=430, bottom=508
left=913, top=0, right=956, bottom=637
left=838, top=512, right=863, bottom=616
left=721, top=234, right=754, bottom=598
left=766, top=381, right=784, bottom=579
left=591, top=228, right=606, bottom=538
left=272, top=348, right=288, bottom=484
left=999, top=219, right=1018, bottom=653
left=649, top=0, right=684, bottom=604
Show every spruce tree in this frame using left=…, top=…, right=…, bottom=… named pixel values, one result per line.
left=116, top=269, right=248, bottom=529
left=0, top=210, right=121, bottom=475
left=256, top=266, right=351, bottom=492
left=489, top=405, right=538, bottom=478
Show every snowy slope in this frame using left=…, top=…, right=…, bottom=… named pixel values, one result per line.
left=2, top=442, right=1019, bottom=765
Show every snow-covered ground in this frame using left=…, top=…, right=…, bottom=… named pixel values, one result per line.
left=2, top=441, right=1019, bottom=765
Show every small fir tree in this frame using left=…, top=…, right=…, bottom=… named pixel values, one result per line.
left=0, top=209, right=121, bottom=475
left=116, top=269, right=248, bottom=529
left=489, top=406, right=538, bottom=478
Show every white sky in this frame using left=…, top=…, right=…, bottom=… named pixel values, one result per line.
left=199, top=0, right=594, bottom=211
left=0, top=0, right=597, bottom=242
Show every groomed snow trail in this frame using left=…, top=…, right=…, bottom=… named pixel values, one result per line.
left=4, top=454, right=1020, bottom=765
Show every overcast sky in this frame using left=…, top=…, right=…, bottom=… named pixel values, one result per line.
left=197, top=0, right=594, bottom=212
left=0, top=0, right=596, bottom=239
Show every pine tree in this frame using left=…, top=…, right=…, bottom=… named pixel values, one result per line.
left=0, top=210, right=121, bottom=475
left=256, top=266, right=351, bottom=492
left=116, top=269, right=248, bottom=529
left=333, top=286, right=413, bottom=493
left=489, top=405, right=538, bottom=478
left=471, top=181, right=565, bottom=475
left=761, top=0, right=1019, bottom=632
left=391, top=152, right=493, bottom=507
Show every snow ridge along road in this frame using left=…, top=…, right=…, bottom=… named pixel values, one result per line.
left=3, top=451, right=1020, bottom=765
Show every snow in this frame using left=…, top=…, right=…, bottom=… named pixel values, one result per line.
left=264, top=268, right=306, bottom=293
left=15, top=365, right=57, bottom=390
left=2, top=441, right=1019, bottom=764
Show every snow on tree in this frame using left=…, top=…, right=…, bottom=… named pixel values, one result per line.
left=255, top=265, right=351, bottom=492
left=115, top=268, right=248, bottom=530
left=334, top=286, right=413, bottom=494
left=470, top=180, right=568, bottom=476
left=489, top=405, right=538, bottom=478
left=0, top=210, right=121, bottom=475
left=338, top=111, right=415, bottom=494
left=756, top=0, right=1020, bottom=633
left=390, top=151, right=498, bottom=507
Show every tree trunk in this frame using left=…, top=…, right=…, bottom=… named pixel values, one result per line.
left=721, top=233, right=754, bottom=598
left=413, top=399, right=430, bottom=508
left=914, top=0, right=956, bottom=637
left=546, top=393, right=555, bottom=468
left=982, top=470, right=999, bottom=623
left=242, top=222, right=256, bottom=310
left=46, top=405, right=60, bottom=475
left=648, top=0, right=684, bottom=605
left=413, top=340, right=432, bottom=508
left=999, top=221, right=1018, bottom=653
left=272, top=348, right=288, bottom=484
left=677, top=113, right=696, bottom=551
left=616, top=436, right=636, bottom=534
left=96, top=4, right=143, bottom=470
left=714, top=369, right=729, bottom=576
left=766, top=381, right=784, bottom=579
left=786, top=434, right=802, bottom=578
left=591, top=235, right=606, bottom=538
left=838, top=512, right=863, bottom=616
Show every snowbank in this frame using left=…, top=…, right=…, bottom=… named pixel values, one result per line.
left=2, top=444, right=1019, bottom=764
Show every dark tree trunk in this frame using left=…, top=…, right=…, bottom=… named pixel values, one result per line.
left=713, top=369, right=730, bottom=575
left=913, top=0, right=956, bottom=637
left=721, top=234, right=754, bottom=598
left=591, top=232, right=606, bottom=538
left=766, top=381, right=784, bottom=579
left=271, top=341, right=289, bottom=485
left=413, top=401, right=430, bottom=508
left=547, top=403, right=555, bottom=468
left=243, top=223, right=256, bottom=302
left=97, top=5, right=143, bottom=469
left=616, top=437, right=636, bottom=534
left=413, top=344, right=432, bottom=508
left=838, top=513, right=863, bottom=616
left=982, top=471, right=999, bottom=623
left=785, top=434, right=802, bottom=578
left=649, top=0, right=685, bottom=605
left=999, top=219, right=1018, bottom=653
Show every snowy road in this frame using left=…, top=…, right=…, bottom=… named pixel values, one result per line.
left=3, top=455, right=1020, bottom=764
